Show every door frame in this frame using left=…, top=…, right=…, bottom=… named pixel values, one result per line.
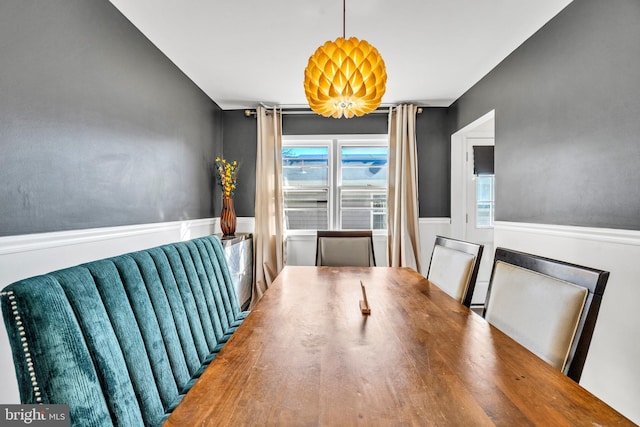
left=450, top=110, right=495, bottom=240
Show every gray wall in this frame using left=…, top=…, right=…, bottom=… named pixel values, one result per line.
left=6, top=0, right=629, bottom=236
left=282, top=112, right=389, bottom=135
left=449, top=0, right=640, bottom=230
left=223, top=109, right=450, bottom=218
left=221, top=110, right=257, bottom=218
left=417, top=108, right=450, bottom=217
left=0, top=0, right=223, bottom=237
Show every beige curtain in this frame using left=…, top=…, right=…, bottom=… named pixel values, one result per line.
left=251, top=106, right=284, bottom=307
left=387, top=104, right=422, bottom=272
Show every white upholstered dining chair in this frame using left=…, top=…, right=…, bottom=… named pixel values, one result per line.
left=315, top=230, right=376, bottom=267
left=426, top=235, right=483, bottom=308
left=483, top=247, right=609, bottom=382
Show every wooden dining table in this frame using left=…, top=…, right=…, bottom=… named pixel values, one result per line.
left=164, top=266, right=633, bottom=426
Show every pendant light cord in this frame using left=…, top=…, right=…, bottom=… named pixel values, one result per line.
left=343, top=0, right=346, bottom=38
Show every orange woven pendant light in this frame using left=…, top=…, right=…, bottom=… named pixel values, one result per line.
left=303, top=1, right=386, bottom=118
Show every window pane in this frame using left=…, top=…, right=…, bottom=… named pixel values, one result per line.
left=340, top=190, right=386, bottom=229
left=341, top=190, right=387, bottom=209
left=341, top=211, right=371, bottom=229
left=476, top=203, right=493, bottom=227
left=282, top=146, right=329, bottom=186
left=283, top=167, right=328, bottom=187
left=341, top=146, right=388, bottom=186
left=372, top=213, right=386, bottom=230
left=284, top=190, right=328, bottom=230
left=283, top=189, right=328, bottom=208
left=477, top=176, right=493, bottom=201
left=476, top=175, right=494, bottom=227
left=341, top=167, right=387, bottom=186
left=341, top=146, right=388, bottom=164
left=282, top=147, right=328, bottom=166
left=285, top=210, right=328, bottom=230
left=341, top=211, right=387, bottom=230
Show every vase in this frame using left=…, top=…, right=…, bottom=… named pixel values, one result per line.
left=220, top=197, right=236, bottom=237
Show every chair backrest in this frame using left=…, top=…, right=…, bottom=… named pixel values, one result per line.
left=315, top=230, right=376, bottom=267
left=484, top=247, right=609, bottom=382
left=426, top=235, right=483, bottom=307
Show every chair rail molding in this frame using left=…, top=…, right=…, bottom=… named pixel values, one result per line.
left=0, top=219, right=213, bottom=255
left=495, top=221, right=640, bottom=246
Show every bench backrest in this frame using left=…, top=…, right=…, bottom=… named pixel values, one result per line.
left=0, top=235, right=243, bottom=426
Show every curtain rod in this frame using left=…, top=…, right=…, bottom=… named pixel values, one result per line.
left=244, top=107, right=423, bottom=117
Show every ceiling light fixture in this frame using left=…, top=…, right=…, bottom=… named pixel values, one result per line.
left=303, top=0, right=387, bottom=119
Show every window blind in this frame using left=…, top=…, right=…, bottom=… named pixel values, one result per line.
left=473, top=146, right=494, bottom=175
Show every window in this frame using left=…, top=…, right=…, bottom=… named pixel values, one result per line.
left=282, top=145, right=330, bottom=230
left=471, top=144, right=495, bottom=228
left=476, top=175, right=495, bottom=227
left=282, top=135, right=388, bottom=231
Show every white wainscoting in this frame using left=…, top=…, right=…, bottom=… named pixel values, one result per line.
left=285, top=232, right=390, bottom=267
left=494, top=221, right=640, bottom=425
left=284, top=218, right=452, bottom=275
left=417, top=218, right=452, bottom=276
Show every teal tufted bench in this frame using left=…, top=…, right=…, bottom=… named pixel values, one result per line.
left=0, top=235, right=249, bottom=426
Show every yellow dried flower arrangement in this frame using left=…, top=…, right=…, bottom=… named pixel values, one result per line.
left=214, top=157, right=239, bottom=198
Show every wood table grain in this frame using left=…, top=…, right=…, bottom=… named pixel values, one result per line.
left=164, top=266, right=633, bottom=426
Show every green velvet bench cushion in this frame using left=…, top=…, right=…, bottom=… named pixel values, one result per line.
left=1, top=235, right=249, bottom=426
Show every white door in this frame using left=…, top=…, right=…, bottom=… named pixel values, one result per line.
left=464, top=136, right=495, bottom=306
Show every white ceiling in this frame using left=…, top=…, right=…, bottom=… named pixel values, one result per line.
left=107, top=0, right=573, bottom=110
